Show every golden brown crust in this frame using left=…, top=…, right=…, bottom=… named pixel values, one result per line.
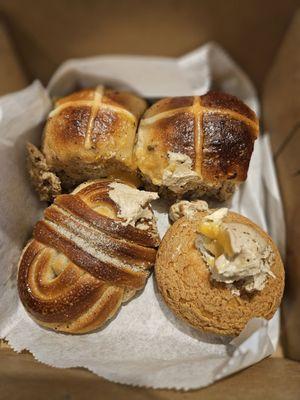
left=201, top=113, right=255, bottom=183
left=56, top=182, right=160, bottom=248
left=30, top=89, right=257, bottom=201
left=42, top=87, right=147, bottom=188
left=155, top=211, right=284, bottom=336
left=135, top=91, right=259, bottom=199
left=201, top=91, right=257, bottom=121
left=18, top=179, right=159, bottom=334
left=143, top=96, right=195, bottom=118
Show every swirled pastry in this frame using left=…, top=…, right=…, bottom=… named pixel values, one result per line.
left=28, top=86, right=147, bottom=199
left=18, top=180, right=159, bottom=333
left=135, top=91, right=259, bottom=200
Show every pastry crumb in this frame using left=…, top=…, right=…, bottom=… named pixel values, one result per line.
left=26, top=142, right=61, bottom=202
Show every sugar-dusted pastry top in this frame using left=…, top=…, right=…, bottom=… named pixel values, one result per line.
left=18, top=179, right=160, bottom=333
left=135, top=91, right=259, bottom=200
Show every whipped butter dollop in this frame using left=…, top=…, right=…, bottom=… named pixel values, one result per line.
left=162, top=152, right=199, bottom=194
left=108, top=182, right=159, bottom=227
left=169, top=200, right=209, bottom=222
left=195, top=208, right=275, bottom=295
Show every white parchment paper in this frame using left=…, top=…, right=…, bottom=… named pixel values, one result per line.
left=0, top=43, right=285, bottom=390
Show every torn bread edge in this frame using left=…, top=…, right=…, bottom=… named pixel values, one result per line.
left=26, top=142, right=61, bottom=202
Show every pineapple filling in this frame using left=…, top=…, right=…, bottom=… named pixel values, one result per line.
left=196, top=208, right=275, bottom=295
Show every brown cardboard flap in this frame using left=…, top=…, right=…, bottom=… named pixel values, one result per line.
left=263, top=9, right=300, bottom=361
left=0, top=20, right=27, bottom=95
left=1, top=347, right=300, bottom=400
left=0, top=0, right=299, bottom=91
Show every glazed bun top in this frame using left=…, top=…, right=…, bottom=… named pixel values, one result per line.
left=42, top=86, right=147, bottom=187
left=135, top=91, right=258, bottom=193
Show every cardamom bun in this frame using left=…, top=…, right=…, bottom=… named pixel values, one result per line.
left=18, top=179, right=159, bottom=333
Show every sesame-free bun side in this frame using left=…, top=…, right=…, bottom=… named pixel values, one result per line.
left=155, top=211, right=284, bottom=336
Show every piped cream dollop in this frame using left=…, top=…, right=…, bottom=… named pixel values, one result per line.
left=169, top=200, right=209, bottom=222
left=162, top=152, right=199, bottom=193
left=195, top=208, right=275, bottom=295
left=108, top=182, right=158, bottom=227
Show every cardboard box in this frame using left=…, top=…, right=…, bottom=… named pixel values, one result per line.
left=0, top=2, right=299, bottom=398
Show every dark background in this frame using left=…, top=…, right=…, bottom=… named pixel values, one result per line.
left=0, top=0, right=299, bottom=93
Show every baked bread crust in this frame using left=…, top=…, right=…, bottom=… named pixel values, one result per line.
left=155, top=211, right=284, bottom=336
left=18, top=179, right=159, bottom=333
left=135, top=91, right=259, bottom=200
left=26, top=142, right=62, bottom=201
left=42, top=86, right=147, bottom=188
